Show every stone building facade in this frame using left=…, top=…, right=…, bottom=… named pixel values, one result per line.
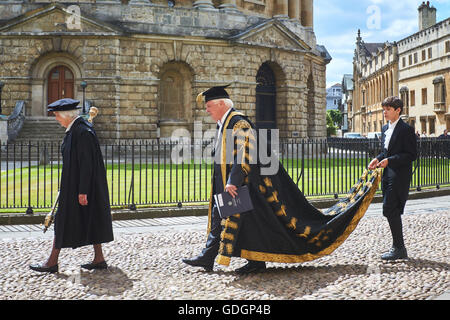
left=351, top=2, right=449, bottom=137
left=0, top=0, right=330, bottom=141
left=352, top=32, right=397, bottom=136
left=397, top=14, right=450, bottom=136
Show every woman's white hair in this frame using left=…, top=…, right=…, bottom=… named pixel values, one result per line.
left=54, top=109, right=80, bottom=119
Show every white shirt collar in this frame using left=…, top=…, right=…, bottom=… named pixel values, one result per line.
left=65, top=116, right=80, bottom=133
left=388, top=117, right=400, bottom=129
left=217, top=108, right=232, bottom=128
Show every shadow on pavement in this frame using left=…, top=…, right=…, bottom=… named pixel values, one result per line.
left=55, top=266, right=134, bottom=296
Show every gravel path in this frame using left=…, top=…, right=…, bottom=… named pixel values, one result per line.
left=0, top=211, right=448, bottom=300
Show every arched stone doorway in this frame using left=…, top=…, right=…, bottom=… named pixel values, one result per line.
left=30, top=53, right=83, bottom=117
left=255, top=62, right=277, bottom=131
left=47, top=65, right=74, bottom=115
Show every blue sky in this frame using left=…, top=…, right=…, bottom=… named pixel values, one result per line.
left=314, top=0, right=450, bottom=88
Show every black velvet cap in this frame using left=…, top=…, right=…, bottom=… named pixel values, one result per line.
left=47, top=98, right=81, bottom=112
left=200, top=84, right=230, bottom=102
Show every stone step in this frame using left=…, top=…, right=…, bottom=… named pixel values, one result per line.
left=13, top=118, right=66, bottom=143
left=3, top=118, right=65, bottom=162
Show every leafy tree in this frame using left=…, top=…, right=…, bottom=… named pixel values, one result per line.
left=326, top=111, right=336, bottom=137
left=328, top=109, right=342, bottom=126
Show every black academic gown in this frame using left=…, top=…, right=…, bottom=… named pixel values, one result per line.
left=376, top=118, right=417, bottom=218
left=208, top=110, right=382, bottom=266
left=54, top=117, right=114, bottom=249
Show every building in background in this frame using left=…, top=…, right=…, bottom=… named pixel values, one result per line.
left=398, top=2, right=450, bottom=136
left=352, top=31, right=397, bottom=136
left=351, top=1, right=449, bottom=136
left=0, top=0, right=331, bottom=142
left=341, top=74, right=353, bottom=134
left=326, top=83, right=342, bottom=111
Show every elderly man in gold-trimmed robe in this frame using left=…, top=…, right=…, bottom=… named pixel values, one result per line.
left=182, top=85, right=381, bottom=274
left=182, top=85, right=265, bottom=273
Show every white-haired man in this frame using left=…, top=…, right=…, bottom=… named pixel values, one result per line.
left=182, top=85, right=266, bottom=274
left=29, top=98, right=113, bottom=273
left=182, top=85, right=383, bottom=274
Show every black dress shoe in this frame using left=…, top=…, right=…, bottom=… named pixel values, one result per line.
left=381, top=247, right=408, bottom=261
left=81, top=261, right=108, bottom=270
left=182, top=256, right=214, bottom=271
left=235, top=260, right=266, bottom=274
left=29, top=263, right=58, bottom=273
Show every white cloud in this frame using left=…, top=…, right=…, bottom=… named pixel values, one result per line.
left=326, top=57, right=353, bottom=88
left=381, top=19, right=418, bottom=38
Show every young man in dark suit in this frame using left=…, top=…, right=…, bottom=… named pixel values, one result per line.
left=368, top=96, right=417, bottom=260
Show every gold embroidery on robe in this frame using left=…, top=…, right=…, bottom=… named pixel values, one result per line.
left=276, top=205, right=287, bottom=217
left=267, top=191, right=279, bottom=203
left=297, top=226, right=311, bottom=238
left=239, top=169, right=382, bottom=264
left=286, top=217, right=297, bottom=230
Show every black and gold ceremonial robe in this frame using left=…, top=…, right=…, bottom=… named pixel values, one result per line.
left=210, top=111, right=382, bottom=266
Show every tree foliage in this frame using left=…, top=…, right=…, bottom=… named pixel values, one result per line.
left=326, top=109, right=342, bottom=137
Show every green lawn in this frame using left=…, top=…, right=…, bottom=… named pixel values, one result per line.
left=1, top=157, right=449, bottom=212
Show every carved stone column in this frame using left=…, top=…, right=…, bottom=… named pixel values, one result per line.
left=219, top=0, right=240, bottom=13
left=301, top=0, right=313, bottom=28
left=274, top=0, right=289, bottom=18
left=288, top=0, right=300, bottom=20
left=193, top=0, right=216, bottom=10
left=127, top=0, right=151, bottom=4
left=97, top=0, right=123, bottom=3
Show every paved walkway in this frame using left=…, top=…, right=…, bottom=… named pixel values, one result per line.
left=0, top=195, right=448, bottom=300
left=1, top=195, right=448, bottom=239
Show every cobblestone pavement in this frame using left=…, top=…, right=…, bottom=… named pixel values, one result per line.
left=0, top=198, right=449, bottom=300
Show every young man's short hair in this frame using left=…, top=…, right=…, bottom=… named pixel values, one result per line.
left=382, top=96, right=403, bottom=114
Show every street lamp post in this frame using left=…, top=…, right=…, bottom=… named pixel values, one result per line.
left=80, top=81, right=87, bottom=114
left=0, top=81, right=4, bottom=115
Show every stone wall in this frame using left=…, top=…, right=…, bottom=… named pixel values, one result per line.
left=0, top=2, right=328, bottom=141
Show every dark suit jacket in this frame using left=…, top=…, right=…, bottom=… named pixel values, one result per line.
left=376, top=118, right=417, bottom=216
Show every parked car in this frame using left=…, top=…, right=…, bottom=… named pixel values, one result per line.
left=367, top=132, right=382, bottom=140
left=343, top=132, right=365, bottom=139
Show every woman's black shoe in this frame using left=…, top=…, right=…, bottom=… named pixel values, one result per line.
left=81, top=261, right=108, bottom=270
left=29, top=263, right=58, bottom=273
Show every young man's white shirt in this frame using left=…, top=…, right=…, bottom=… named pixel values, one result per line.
left=384, top=117, right=399, bottom=150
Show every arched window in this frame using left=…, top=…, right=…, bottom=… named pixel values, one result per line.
left=433, top=76, right=446, bottom=113
left=160, top=71, right=184, bottom=121
left=307, top=73, right=315, bottom=138
left=158, top=62, right=193, bottom=138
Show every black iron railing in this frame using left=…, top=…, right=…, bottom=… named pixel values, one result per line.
left=0, top=138, right=449, bottom=213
